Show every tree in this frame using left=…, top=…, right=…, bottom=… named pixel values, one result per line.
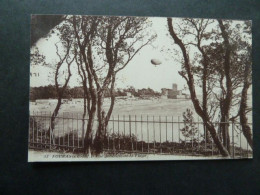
left=167, top=18, right=230, bottom=156
left=181, top=109, right=200, bottom=143
left=48, top=39, right=75, bottom=138
left=167, top=18, right=252, bottom=156
left=70, top=15, right=156, bottom=154
left=93, top=16, right=156, bottom=154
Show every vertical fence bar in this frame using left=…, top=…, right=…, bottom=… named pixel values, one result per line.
left=172, top=116, right=173, bottom=143
left=43, top=112, right=46, bottom=148
left=159, top=116, right=162, bottom=153
left=147, top=115, right=149, bottom=153
left=68, top=114, right=70, bottom=148
left=191, top=120, right=193, bottom=154
left=112, top=115, right=115, bottom=151
left=72, top=113, right=74, bottom=149
left=240, top=128, right=242, bottom=158
left=218, top=120, right=220, bottom=155
left=178, top=116, right=180, bottom=143
left=211, top=125, right=214, bottom=156
left=153, top=116, right=155, bottom=153
left=45, top=111, right=47, bottom=148
left=39, top=112, right=42, bottom=148
left=46, top=112, right=49, bottom=149
left=35, top=115, right=38, bottom=147
left=166, top=116, right=168, bottom=143
left=50, top=111, right=52, bottom=147
left=107, top=126, right=110, bottom=151
left=225, top=119, right=228, bottom=150
left=247, top=141, right=249, bottom=158
left=172, top=116, right=174, bottom=153
left=32, top=114, right=34, bottom=148
left=184, top=116, right=186, bottom=145
left=141, top=115, right=143, bottom=152
left=123, top=115, right=125, bottom=147
left=130, top=115, right=133, bottom=151
left=232, top=121, right=234, bottom=158
left=135, top=115, right=137, bottom=151
left=63, top=112, right=65, bottom=147
left=204, top=123, right=207, bottom=152
left=118, top=115, right=120, bottom=150
left=82, top=114, right=84, bottom=148
left=77, top=113, right=79, bottom=148
left=211, top=136, right=213, bottom=156
left=198, top=117, right=200, bottom=152
left=58, top=113, right=60, bottom=148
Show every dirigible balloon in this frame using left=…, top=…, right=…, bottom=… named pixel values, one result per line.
left=151, top=59, right=162, bottom=66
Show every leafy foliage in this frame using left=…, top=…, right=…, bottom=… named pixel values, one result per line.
left=181, top=109, right=201, bottom=142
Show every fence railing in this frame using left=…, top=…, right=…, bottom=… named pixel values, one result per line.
left=28, top=112, right=252, bottom=158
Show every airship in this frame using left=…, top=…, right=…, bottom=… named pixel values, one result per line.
left=151, top=59, right=162, bottom=66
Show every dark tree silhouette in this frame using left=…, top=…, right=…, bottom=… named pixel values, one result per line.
left=31, top=15, right=65, bottom=46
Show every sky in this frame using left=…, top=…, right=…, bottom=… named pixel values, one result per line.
left=31, top=16, right=187, bottom=92
left=31, top=16, right=251, bottom=94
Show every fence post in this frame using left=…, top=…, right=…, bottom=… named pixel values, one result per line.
left=141, top=115, right=143, bottom=152
left=204, top=123, right=206, bottom=153
left=191, top=120, right=193, bottom=154
left=159, top=116, right=162, bottom=153
left=147, top=115, right=149, bottom=153
left=178, top=116, right=180, bottom=143
left=232, top=121, right=234, bottom=158
left=77, top=113, right=79, bottom=149
left=123, top=115, right=125, bottom=147
left=166, top=116, right=168, bottom=143
left=72, top=113, right=74, bottom=149
left=130, top=115, right=133, bottom=151
left=197, top=117, right=200, bottom=152
left=113, top=115, right=115, bottom=151
left=118, top=115, right=120, bottom=150
left=47, top=111, right=51, bottom=149
left=172, top=116, right=174, bottom=153
left=135, top=115, right=137, bottom=151
left=63, top=112, right=65, bottom=148
left=240, top=128, right=242, bottom=158
left=153, top=116, right=155, bottom=153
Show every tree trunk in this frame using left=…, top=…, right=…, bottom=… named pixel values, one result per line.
left=84, top=93, right=97, bottom=154
left=167, top=17, right=230, bottom=157
left=239, top=72, right=253, bottom=149
left=204, top=120, right=229, bottom=156
left=220, top=115, right=230, bottom=154
left=105, top=74, right=116, bottom=127
left=94, top=92, right=106, bottom=155
left=50, top=97, right=62, bottom=133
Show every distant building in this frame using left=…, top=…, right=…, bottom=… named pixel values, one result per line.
left=172, top=83, right=178, bottom=91
left=161, top=83, right=189, bottom=99
left=126, top=92, right=133, bottom=97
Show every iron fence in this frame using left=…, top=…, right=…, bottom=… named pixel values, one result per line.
left=28, top=112, right=252, bottom=158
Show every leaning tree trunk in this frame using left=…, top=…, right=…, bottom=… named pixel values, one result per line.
left=49, top=97, right=62, bottom=133
left=167, top=17, right=230, bottom=157
left=239, top=68, right=253, bottom=149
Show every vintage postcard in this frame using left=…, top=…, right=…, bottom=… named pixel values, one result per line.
left=28, top=14, right=252, bottom=162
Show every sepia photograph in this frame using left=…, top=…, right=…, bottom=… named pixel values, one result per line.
left=28, top=14, right=253, bottom=162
